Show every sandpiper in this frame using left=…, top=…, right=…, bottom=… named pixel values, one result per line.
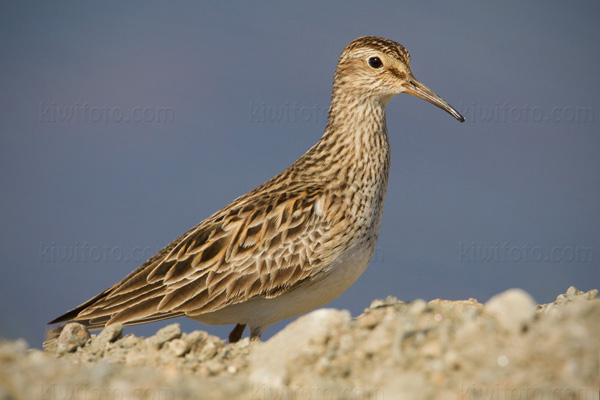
left=47, top=36, right=464, bottom=344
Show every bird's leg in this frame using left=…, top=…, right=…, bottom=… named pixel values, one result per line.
left=228, top=323, right=246, bottom=343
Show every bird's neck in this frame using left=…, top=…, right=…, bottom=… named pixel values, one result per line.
left=308, top=88, right=391, bottom=180
left=283, top=86, right=392, bottom=241
left=324, top=90, right=389, bottom=150
left=286, top=85, right=392, bottom=198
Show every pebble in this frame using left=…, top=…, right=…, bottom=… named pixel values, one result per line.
left=183, top=330, right=207, bottom=350
left=409, top=299, right=428, bottom=315
left=249, top=308, right=351, bottom=388
left=125, top=350, right=147, bottom=366
left=168, top=339, right=190, bottom=357
left=200, top=341, right=218, bottom=359
left=369, top=295, right=400, bottom=309
left=485, top=288, right=537, bottom=334
left=89, top=324, right=123, bottom=354
left=227, top=365, right=238, bottom=374
left=0, top=338, right=29, bottom=358
left=118, top=334, right=138, bottom=349
left=357, top=312, right=379, bottom=329
left=497, top=355, right=509, bottom=367
left=56, top=323, right=90, bottom=353
left=154, top=323, right=182, bottom=346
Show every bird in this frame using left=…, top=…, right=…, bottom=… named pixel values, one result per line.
left=46, top=36, right=464, bottom=346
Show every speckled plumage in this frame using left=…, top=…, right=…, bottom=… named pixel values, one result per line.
left=46, top=36, right=464, bottom=345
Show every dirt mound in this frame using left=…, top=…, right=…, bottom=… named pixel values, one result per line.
left=1, top=286, right=598, bottom=399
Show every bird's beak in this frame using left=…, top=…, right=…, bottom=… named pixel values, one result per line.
left=403, top=76, right=465, bottom=122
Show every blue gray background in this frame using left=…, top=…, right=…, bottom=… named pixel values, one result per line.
left=1, top=1, right=599, bottom=348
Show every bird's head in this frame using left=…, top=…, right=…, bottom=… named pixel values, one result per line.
left=335, top=36, right=464, bottom=122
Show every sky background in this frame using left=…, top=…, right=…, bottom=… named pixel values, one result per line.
left=1, top=1, right=599, bottom=348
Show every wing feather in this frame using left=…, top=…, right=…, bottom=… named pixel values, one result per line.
left=48, top=183, right=341, bottom=335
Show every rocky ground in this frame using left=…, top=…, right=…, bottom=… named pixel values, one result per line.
left=1, top=287, right=598, bottom=400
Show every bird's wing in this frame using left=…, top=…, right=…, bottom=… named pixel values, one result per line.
left=48, top=183, right=344, bottom=330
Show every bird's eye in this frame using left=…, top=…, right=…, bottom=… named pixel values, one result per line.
left=368, top=57, right=383, bottom=69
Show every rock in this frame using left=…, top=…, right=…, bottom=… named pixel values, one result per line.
left=97, top=324, right=123, bottom=344
left=56, top=323, right=90, bottom=353
left=89, top=324, right=123, bottom=353
left=117, top=334, right=138, bottom=349
left=227, top=365, right=238, bottom=374
left=154, top=323, right=182, bottom=347
left=168, top=339, right=190, bottom=357
left=356, top=311, right=379, bottom=329
left=368, top=295, right=400, bottom=310
left=183, top=330, right=207, bottom=351
left=409, top=299, right=428, bottom=315
left=199, top=339, right=220, bottom=360
left=485, top=288, right=537, bottom=333
left=125, top=350, right=147, bottom=366
left=249, top=308, right=351, bottom=388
